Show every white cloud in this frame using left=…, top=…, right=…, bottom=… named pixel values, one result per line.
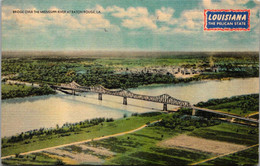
left=203, top=0, right=250, bottom=9
left=103, top=6, right=157, bottom=30
left=102, top=6, right=178, bottom=30
left=155, top=7, right=177, bottom=26
left=111, top=6, right=149, bottom=18
left=155, top=7, right=174, bottom=22
left=122, top=17, right=157, bottom=29
left=179, top=10, right=203, bottom=30
left=2, top=1, right=258, bottom=36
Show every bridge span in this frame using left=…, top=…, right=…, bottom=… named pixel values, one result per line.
left=51, top=81, right=191, bottom=111
left=51, top=81, right=258, bottom=124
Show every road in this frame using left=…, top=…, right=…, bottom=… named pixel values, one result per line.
left=1, top=119, right=161, bottom=160
left=193, top=106, right=259, bottom=123
left=246, top=112, right=259, bottom=118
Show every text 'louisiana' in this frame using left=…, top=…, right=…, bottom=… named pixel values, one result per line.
left=208, top=14, right=247, bottom=21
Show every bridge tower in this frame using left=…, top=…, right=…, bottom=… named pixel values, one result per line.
left=163, top=103, right=167, bottom=111
left=123, top=97, right=127, bottom=105
left=98, top=93, right=102, bottom=100
left=192, top=108, right=196, bottom=116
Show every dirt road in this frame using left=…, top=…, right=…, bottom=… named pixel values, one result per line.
left=1, top=119, right=161, bottom=160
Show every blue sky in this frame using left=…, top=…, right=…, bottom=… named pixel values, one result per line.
left=2, top=0, right=259, bottom=51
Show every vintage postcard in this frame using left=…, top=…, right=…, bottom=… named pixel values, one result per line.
left=1, top=0, right=259, bottom=165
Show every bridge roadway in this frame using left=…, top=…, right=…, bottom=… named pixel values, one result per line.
left=51, top=81, right=192, bottom=110
left=51, top=81, right=259, bottom=124
left=193, top=107, right=258, bottom=123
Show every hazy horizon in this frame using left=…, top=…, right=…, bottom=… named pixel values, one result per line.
left=2, top=50, right=259, bottom=58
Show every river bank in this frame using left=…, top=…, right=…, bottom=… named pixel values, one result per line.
left=2, top=76, right=258, bottom=100
left=1, top=83, right=56, bottom=99
left=2, top=77, right=259, bottom=137
left=2, top=111, right=258, bottom=165
left=1, top=112, right=165, bottom=157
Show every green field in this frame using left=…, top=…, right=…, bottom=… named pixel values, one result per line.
left=1, top=84, right=55, bottom=99
left=102, top=122, right=258, bottom=165
left=189, top=123, right=258, bottom=146
left=1, top=113, right=165, bottom=156
left=95, top=57, right=201, bottom=68
left=2, top=112, right=258, bottom=165
left=196, top=94, right=259, bottom=117
left=2, top=153, right=58, bottom=165
left=2, top=84, right=32, bottom=94
left=101, top=122, right=258, bottom=165
left=201, top=146, right=259, bottom=165
left=97, top=126, right=211, bottom=165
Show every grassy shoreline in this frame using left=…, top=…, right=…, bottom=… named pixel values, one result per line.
left=2, top=76, right=258, bottom=100
left=1, top=84, right=56, bottom=100
left=2, top=93, right=259, bottom=157
left=1, top=113, right=165, bottom=157
left=195, top=94, right=259, bottom=117
left=2, top=111, right=258, bottom=165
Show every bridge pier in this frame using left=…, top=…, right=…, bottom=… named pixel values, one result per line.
left=163, top=103, right=167, bottom=111
left=98, top=93, right=102, bottom=100
left=192, top=108, right=196, bottom=116
left=123, top=97, right=127, bottom=105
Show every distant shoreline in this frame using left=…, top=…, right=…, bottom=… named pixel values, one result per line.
left=2, top=51, right=258, bottom=58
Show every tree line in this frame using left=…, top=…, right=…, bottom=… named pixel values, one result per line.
left=195, top=94, right=259, bottom=114
left=2, top=117, right=114, bottom=145
left=2, top=84, right=56, bottom=99
left=2, top=57, right=259, bottom=90
left=156, top=108, right=221, bottom=131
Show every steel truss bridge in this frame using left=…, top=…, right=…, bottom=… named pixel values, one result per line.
left=51, top=81, right=258, bottom=123
left=51, top=81, right=191, bottom=111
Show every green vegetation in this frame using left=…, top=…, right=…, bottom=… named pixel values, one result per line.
left=85, top=116, right=258, bottom=165
left=2, top=53, right=259, bottom=91
left=87, top=124, right=211, bottom=165
left=196, top=94, right=259, bottom=117
left=1, top=84, right=56, bottom=99
left=189, top=123, right=259, bottom=146
left=2, top=111, right=258, bottom=165
left=1, top=58, right=178, bottom=89
left=2, top=153, right=58, bottom=165
left=201, top=146, right=259, bottom=165
left=157, top=108, right=221, bottom=131
left=250, top=113, right=259, bottom=119
left=95, top=52, right=258, bottom=68
left=1, top=112, right=164, bottom=156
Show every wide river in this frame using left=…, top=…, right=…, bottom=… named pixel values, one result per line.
left=2, top=78, right=259, bottom=137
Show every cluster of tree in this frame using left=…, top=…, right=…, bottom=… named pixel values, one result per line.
left=2, top=56, right=259, bottom=90
left=2, top=85, right=56, bottom=99
left=2, top=59, right=196, bottom=89
left=137, top=112, right=163, bottom=117
left=3, top=117, right=114, bottom=144
left=238, top=98, right=259, bottom=113
left=195, top=94, right=259, bottom=113
left=157, top=112, right=220, bottom=131
left=131, top=112, right=163, bottom=117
